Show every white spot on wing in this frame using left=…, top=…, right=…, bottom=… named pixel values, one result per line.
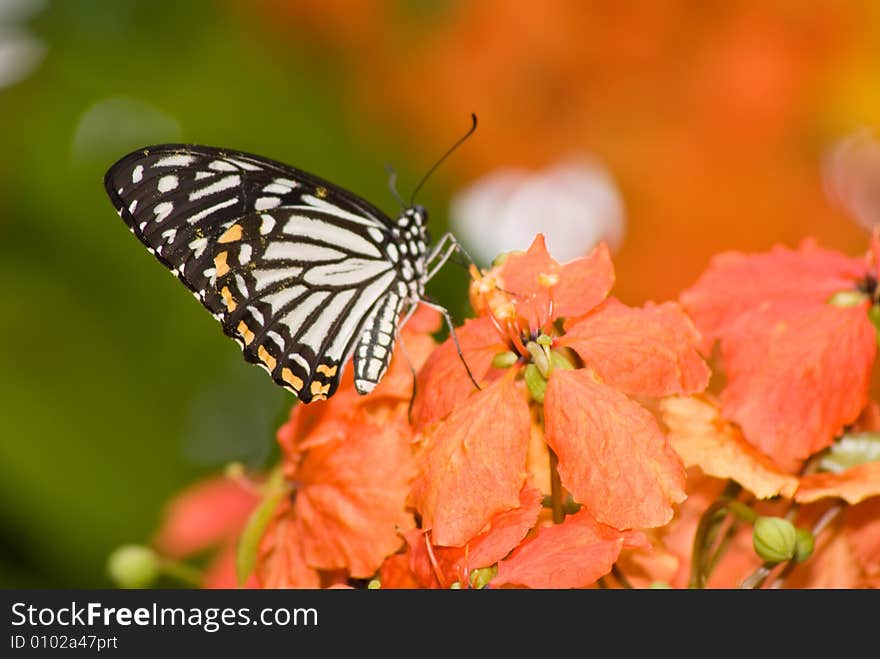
left=304, top=259, right=391, bottom=287
left=368, top=227, right=384, bottom=243
left=154, top=201, right=173, bottom=222
left=298, top=195, right=383, bottom=227
left=252, top=267, right=303, bottom=292
left=282, top=215, right=381, bottom=258
left=154, top=154, right=195, bottom=167
left=226, top=157, right=262, bottom=171
left=186, top=197, right=237, bottom=225
left=188, top=236, right=208, bottom=259
left=279, top=291, right=330, bottom=337
left=189, top=174, right=241, bottom=201
left=158, top=174, right=179, bottom=192
left=260, top=214, right=276, bottom=235
left=128, top=200, right=138, bottom=213
left=132, top=165, right=144, bottom=183
left=263, top=182, right=292, bottom=194
left=239, top=243, right=253, bottom=265
left=255, top=196, right=281, bottom=210
left=260, top=285, right=307, bottom=312
left=299, top=289, right=357, bottom=355
left=264, top=242, right=345, bottom=262
left=209, top=160, right=237, bottom=172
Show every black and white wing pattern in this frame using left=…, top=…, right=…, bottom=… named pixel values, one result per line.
left=105, top=144, right=427, bottom=403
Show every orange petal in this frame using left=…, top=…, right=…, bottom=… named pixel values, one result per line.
left=660, top=396, right=799, bottom=499
left=844, top=498, right=880, bottom=577
left=293, top=412, right=416, bottom=577
left=561, top=299, right=710, bottom=397
left=378, top=552, right=423, bottom=589
left=492, top=509, right=632, bottom=588
left=497, top=234, right=557, bottom=329
left=445, top=485, right=544, bottom=581
left=544, top=369, right=686, bottom=530
left=721, top=303, right=876, bottom=467
left=411, top=376, right=530, bottom=546
left=412, top=315, right=507, bottom=431
left=256, top=500, right=321, bottom=589
left=153, top=476, right=261, bottom=558
left=680, top=240, right=867, bottom=352
left=796, top=462, right=880, bottom=504
left=553, top=242, right=615, bottom=319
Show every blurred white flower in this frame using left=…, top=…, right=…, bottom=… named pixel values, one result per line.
left=823, top=128, right=880, bottom=230
left=449, top=157, right=626, bottom=266
left=0, top=0, right=46, bottom=89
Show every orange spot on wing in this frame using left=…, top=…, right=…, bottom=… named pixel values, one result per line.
left=282, top=367, right=303, bottom=392
left=218, top=224, right=243, bottom=243
left=237, top=320, right=255, bottom=345
left=220, top=286, right=236, bottom=312
left=258, top=345, right=277, bottom=371
left=316, top=364, right=338, bottom=377
left=214, top=251, right=230, bottom=277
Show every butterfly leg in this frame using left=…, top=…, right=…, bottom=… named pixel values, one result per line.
left=417, top=298, right=482, bottom=392
left=425, top=232, right=479, bottom=281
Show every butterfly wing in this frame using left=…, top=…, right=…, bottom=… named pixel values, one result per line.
left=105, top=144, right=400, bottom=402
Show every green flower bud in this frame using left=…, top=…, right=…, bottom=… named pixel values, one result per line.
left=524, top=363, right=547, bottom=403
left=828, top=290, right=868, bottom=307
left=526, top=341, right=551, bottom=378
left=753, top=516, right=797, bottom=563
left=491, top=350, right=519, bottom=369
left=107, top=545, right=160, bottom=589
left=367, top=579, right=381, bottom=589
left=794, top=528, right=815, bottom=562
left=549, top=350, right=574, bottom=371
left=469, top=566, right=497, bottom=589
left=450, top=581, right=462, bottom=589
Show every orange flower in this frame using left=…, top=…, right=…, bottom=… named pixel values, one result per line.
left=255, top=308, right=439, bottom=588
left=408, top=235, right=710, bottom=586
left=153, top=474, right=262, bottom=588
left=680, top=237, right=878, bottom=469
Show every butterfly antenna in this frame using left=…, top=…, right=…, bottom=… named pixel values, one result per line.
left=384, top=163, right=406, bottom=209
left=409, top=113, right=478, bottom=207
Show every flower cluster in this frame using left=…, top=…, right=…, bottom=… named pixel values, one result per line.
left=118, top=232, right=880, bottom=590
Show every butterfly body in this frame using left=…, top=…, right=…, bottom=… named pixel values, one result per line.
left=105, top=144, right=437, bottom=403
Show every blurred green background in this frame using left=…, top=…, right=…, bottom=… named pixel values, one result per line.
left=0, top=0, right=467, bottom=588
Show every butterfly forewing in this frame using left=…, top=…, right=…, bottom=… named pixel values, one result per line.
left=105, top=144, right=406, bottom=402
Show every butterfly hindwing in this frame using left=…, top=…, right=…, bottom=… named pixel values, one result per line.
left=105, top=144, right=403, bottom=402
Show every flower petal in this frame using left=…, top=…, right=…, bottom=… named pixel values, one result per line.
left=844, top=498, right=880, bottom=577
left=544, top=369, right=686, bottom=529
left=411, top=315, right=507, bottom=431
left=561, top=298, right=710, bottom=396
left=681, top=240, right=867, bottom=352
left=497, top=234, right=557, bottom=329
left=411, top=376, right=530, bottom=546
left=796, top=462, right=880, bottom=504
left=492, top=509, right=637, bottom=588
left=553, top=242, right=615, bottom=319
left=721, top=303, right=876, bottom=467
left=292, top=412, right=416, bottom=577
left=153, top=476, right=261, bottom=558
left=660, top=396, right=798, bottom=499
left=256, top=500, right=321, bottom=588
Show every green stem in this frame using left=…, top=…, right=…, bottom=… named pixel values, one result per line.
left=158, top=558, right=203, bottom=588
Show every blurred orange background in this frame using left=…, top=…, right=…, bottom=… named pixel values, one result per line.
left=253, top=0, right=880, bottom=303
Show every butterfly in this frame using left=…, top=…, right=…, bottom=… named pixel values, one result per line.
left=103, top=118, right=478, bottom=404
